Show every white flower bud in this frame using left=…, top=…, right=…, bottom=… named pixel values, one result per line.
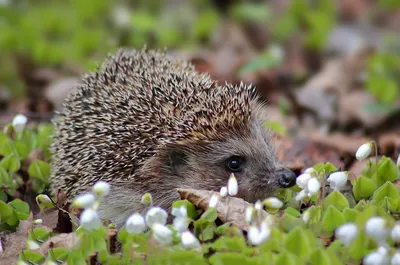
left=45, top=261, right=58, bottom=265
left=145, top=206, right=168, bottom=227
left=327, top=171, right=348, bottom=190
left=92, top=181, right=110, bottom=197
left=356, top=142, right=373, bottom=161
left=73, top=193, right=96, bottom=209
left=80, top=208, right=102, bottom=231
left=264, top=197, right=283, bottom=209
left=247, top=221, right=270, bottom=245
left=365, top=217, right=389, bottom=244
left=307, top=177, right=321, bottom=196
left=173, top=216, right=188, bottom=233
left=26, top=240, right=40, bottom=250
left=245, top=206, right=255, bottom=224
left=36, top=194, right=52, bottom=205
left=363, top=247, right=389, bottom=265
left=171, top=206, right=187, bottom=218
left=125, top=213, right=146, bottom=234
left=152, top=223, right=173, bottom=245
left=141, top=193, right=153, bottom=206
left=391, top=224, right=400, bottom=242
left=12, top=114, right=28, bottom=133
left=209, top=194, right=219, bottom=208
left=228, top=173, right=238, bottom=196
left=220, top=186, right=228, bottom=197
left=33, top=219, right=42, bottom=225
left=295, top=189, right=308, bottom=201
left=302, top=208, right=311, bottom=223
left=254, top=200, right=263, bottom=214
left=296, top=173, right=311, bottom=189
left=181, top=231, right=200, bottom=249
left=335, top=223, right=358, bottom=246
left=397, top=154, right=400, bottom=168
left=392, top=253, right=400, bottom=265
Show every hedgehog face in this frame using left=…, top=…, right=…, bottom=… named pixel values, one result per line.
left=165, top=119, right=296, bottom=203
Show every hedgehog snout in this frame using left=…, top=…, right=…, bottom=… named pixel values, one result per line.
left=276, top=168, right=297, bottom=188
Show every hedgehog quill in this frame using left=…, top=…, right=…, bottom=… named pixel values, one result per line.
left=50, top=48, right=297, bottom=228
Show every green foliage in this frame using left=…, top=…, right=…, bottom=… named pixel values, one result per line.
left=365, top=52, right=400, bottom=105
left=0, top=120, right=54, bottom=231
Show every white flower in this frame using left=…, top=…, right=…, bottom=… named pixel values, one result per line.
left=302, top=208, right=311, bottom=223
left=335, top=223, right=358, bottom=246
left=173, top=216, right=188, bottom=233
left=397, top=154, right=400, bottom=168
left=356, top=142, right=373, bottom=161
left=391, top=224, right=400, bottom=242
left=264, top=197, right=283, bottom=209
left=171, top=206, right=187, bottom=218
left=73, top=193, right=96, bottom=209
left=152, top=223, right=173, bottom=245
left=363, top=247, right=390, bottom=265
left=327, top=171, right=348, bottom=190
left=145, top=206, right=168, bottom=227
left=220, top=186, right=228, bottom=197
left=92, top=181, right=110, bottom=197
left=254, top=200, right=263, bottom=214
left=181, top=231, right=200, bottom=249
left=12, top=114, right=28, bottom=132
left=228, top=173, right=238, bottom=196
left=248, top=220, right=270, bottom=245
left=295, top=189, right=307, bottom=201
left=36, top=194, right=52, bottom=205
left=392, top=253, right=400, bottom=265
left=125, top=213, right=146, bottom=234
left=80, top=208, right=102, bottom=231
left=45, top=261, right=58, bottom=265
left=296, top=173, right=312, bottom=189
left=112, top=6, right=131, bottom=28
left=245, top=206, right=255, bottom=224
left=365, top=217, right=389, bottom=244
left=26, top=240, right=40, bottom=250
left=141, top=193, right=153, bottom=206
left=209, top=194, right=219, bottom=208
left=307, top=178, right=321, bottom=196
left=33, top=219, right=42, bottom=225
left=172, top=206, right=188, bottom=233
left=268, top=44, right=284, bottom=62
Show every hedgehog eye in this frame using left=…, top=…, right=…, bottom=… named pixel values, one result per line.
left=226, top=156, right=245, bottom=172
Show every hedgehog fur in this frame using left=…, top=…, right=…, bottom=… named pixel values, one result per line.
left=50, top=48, right=296, bottom=228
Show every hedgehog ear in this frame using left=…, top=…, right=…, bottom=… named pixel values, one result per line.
left=167, top=148, right=188, bottom=172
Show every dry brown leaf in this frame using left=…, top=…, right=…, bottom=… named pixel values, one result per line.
left=38, top=233, right=77, bottom=255
left=177, top=189, right=268, bottom=231
left=311, top=131, right=370, bottom=155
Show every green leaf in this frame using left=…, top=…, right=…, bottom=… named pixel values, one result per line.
left=284, top=227, right=312, bottom=258
left=377, top=156, right=398, bottom=183
left=28, top=160, right=51, bottom=183
left=48, top=247, right=69, bottom=262
left=0, top=200, right=13, bottom=221
left=19, top=250, right=45, bottom=264
left=321, top=206, right=346, bottom=232
left=210, top=252, right=265, bottom=265
left=349, top=231, right=369, bottom=260
left=373, top=181, right=399, bottom=203
left=275, top=251, right=301, bottom=265
left=313, top=162, right=338, bottom=175
left=212, top=236, right=249, bottom=252
left=9, top=199, right=29, bottom=220
left=309, top=249, right=331, bottom=265
left=352, top=176, right=377, bottom=201
left=0, top=154, right=21, bottom=173
left=323, top=190, right=349, bottom=211
left=343, top=208, right=358, bottom=222
left=0, top=191, right=7, bottom=202
left=200, top=208, right=217, bottom=222
left=285, top=207, right=302, bottom=218
left=14, top=141, right=30, bottom=159
left=29, top=228, right=51, bottom=241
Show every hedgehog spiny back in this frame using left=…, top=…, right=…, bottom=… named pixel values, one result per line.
left=50, top=48, right=256, bottom=199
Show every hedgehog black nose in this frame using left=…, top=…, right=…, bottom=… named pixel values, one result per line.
left=278, top=169, right=297, bottom=188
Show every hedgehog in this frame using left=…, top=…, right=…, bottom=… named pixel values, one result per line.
left=49, top=48, right=296, bottom=228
